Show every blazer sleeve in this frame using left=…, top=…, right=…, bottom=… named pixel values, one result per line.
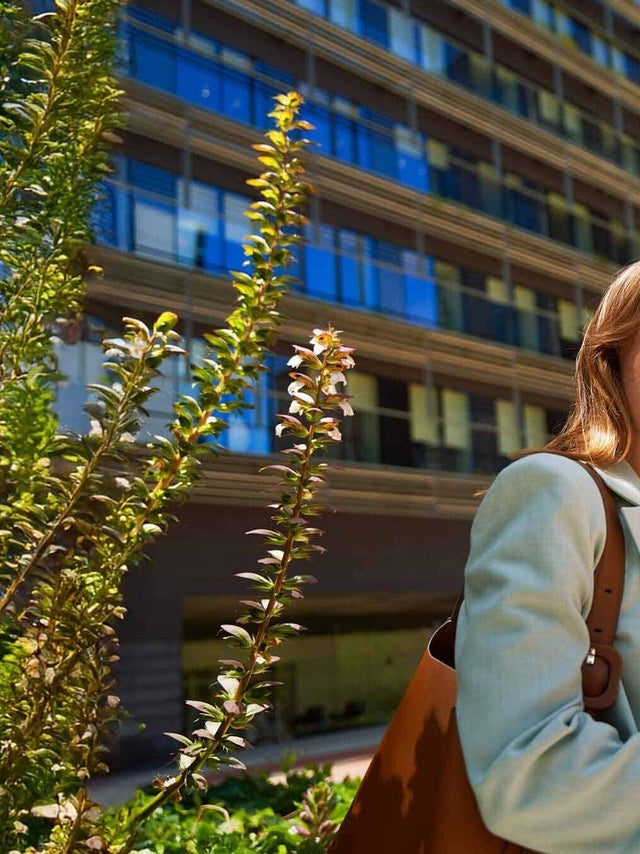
left=455, top=452, right=640, bottom=854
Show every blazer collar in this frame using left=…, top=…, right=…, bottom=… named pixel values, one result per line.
left=595, top=460, right=640, bottom=507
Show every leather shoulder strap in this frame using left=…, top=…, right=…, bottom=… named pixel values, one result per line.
left=577, top=463, right=625, bottom=648
left=575, top=463, right=625, bottom=712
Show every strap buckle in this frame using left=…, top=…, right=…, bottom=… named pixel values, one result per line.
left=581, top=642, right=623, bottom=711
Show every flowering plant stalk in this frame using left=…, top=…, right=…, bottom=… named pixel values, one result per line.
left=109, top=328, right=355, bottom=853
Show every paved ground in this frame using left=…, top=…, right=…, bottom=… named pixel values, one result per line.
left=90, top=724, right=384, bottom=807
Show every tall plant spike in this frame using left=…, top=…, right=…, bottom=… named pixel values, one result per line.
left=109, top=328, right=355, bottom=853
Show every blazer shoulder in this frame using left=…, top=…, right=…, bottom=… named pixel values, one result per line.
left=489, top=452, right=605, bottom=507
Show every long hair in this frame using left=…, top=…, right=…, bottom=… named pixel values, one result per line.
left=545, top=261, right=640, bottom=467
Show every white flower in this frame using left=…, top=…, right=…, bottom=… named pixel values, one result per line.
left=275, top=422, right=286, bottom=437
left=330, top=371, right=346, bottom=386
left=287, top=380, right=305, bottom=395
left=88, top=419, right=103, bottom=438
left=339, top=399, right=354, bottom=416
left=287, top=354, right=303, bottom=368
left=289, top=400, right=303, bottom=414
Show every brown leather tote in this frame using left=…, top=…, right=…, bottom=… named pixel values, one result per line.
left=329, top=464, right=624, bottom=854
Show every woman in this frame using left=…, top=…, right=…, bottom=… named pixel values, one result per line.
left=456, top=261, right=640, bottom=853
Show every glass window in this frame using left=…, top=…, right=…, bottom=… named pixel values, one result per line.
left=176, top=47, right=220, bottom=111
left=495, top=67, right=520, bottom=113
left=558, top=299, right=580, bottom=342
left=569, top=17, right=592, bottom=54
left=435, top=260, right=463, bottom=332
left=555, top=11, right=571, bottom=40
left=404, top=251, right=438, bottom=326
left=304, top=224, right=338, bottom=300
left=442, top=389, right=470, bottom=449
left=532, top=0, right=554, bottom=29
left=514, top=284, right=539, bottom=351
left=563, top=103, right=582, bottom=143
left=496, top=399, right=520, bottom=455
left=409, top=383, right=438, bottom=444
left=358, top=0, right=389, bottom=48
left=358, top=109, right=396, bottom=178
left=524, top=404, right=548, bottom=448
left=300, top=88, right=333, bottom=155
left=389, top=9, right=417, bottom=64
left=377, top=249, right=404, bottom=316
left=538, top=90, right=561, bottom=131
left=445, top=43, right=471, bottom=88
left=223, top=192, right=247, bottom=271
left=573, top=202, right=593, bottom=252
left=333, top=98, right=359, bottom=165
left=338, top=229, right=362, bottom=306
left=395, top=127, right=428, bottom=191
left=593, top=37, right=610, bottom=67
left=297, top=0, right=326, bottom=12
left=220, top=47, right=252, bottom=123
left=348, top=372, right=381, bottom=463
left=419, top=24, right=446, bottom=74
left=612, top=47, right=626, bottom=76
left=129, top=30, right=176, bottom=92
left=625, top=53, right=640, bottom=85
left=177, top=180, right=222, bottom=271
left=329, top=0, right=357, bottom=31
left=254, top=61, right=296, bottom=129
left=133, top=201, right=176, bottom=261
left=128, top=161, right=175, bottom=197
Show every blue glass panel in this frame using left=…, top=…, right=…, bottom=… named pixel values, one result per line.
left=357, top=110, right=396, bottom=178
left=129, top=29, right=176, bottom=92
left=224, top=239, right=245, bottom=273
left=358, top=0, right=389, bottom=47
left=569, top=17, right=592, bottom=54
left=444, top=43, right=470, bottom=88
left=297, top=0, right=326, bottom=13
left=338, top=230, right=362, bottom=306
left=397, top=140, right=428, bottom=192
left=625, top=53, right=640, bottom=85
left=129, top=5, right=176, bottom=33
left=92, top=185, right=117, bottom=247
left=450, top=151, right=480, bottom=209
left=404, top=255, right=438, bottom=326
left=508, top=186, right=543, bottom=233
left=128, top=161, right=176, bottom=197
left=334, top=115, right=358, bottom=164
left=176, top=48, right=221, bottom=111
left=535, top=292, right=558, bottom=356
left=304, top=226, right=338, bottom=300
left=509, top=0, right=531, bottom=12
left=516, top=82, right=533, bottom=119
left=221, top=66, right=252, bottom=123
left=304, top=100, right=333, bottom=155
left=178, top=214, right=224, bottom=272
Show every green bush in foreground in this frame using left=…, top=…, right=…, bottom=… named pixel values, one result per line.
left=104, top=768, right=359, bottom=853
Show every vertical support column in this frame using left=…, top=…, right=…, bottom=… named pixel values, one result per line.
left=181, top=0, right=191, bottom=38
left=182, top=119, right=194, bottom=347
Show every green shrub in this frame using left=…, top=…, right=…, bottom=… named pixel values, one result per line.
left=104, top=768, right=359, bottom=853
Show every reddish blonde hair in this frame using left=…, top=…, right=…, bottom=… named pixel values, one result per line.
left=545, top=261, right=640, bottom=467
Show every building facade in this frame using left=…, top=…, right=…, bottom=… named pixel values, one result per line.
left=47, top=0, right=640, bottom=762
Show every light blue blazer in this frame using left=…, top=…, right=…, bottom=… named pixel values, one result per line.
left=456, top=452, right=640, bottom=854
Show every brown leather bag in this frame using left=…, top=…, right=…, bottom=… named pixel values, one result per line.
left=329, top=464, right=625, bottom=854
